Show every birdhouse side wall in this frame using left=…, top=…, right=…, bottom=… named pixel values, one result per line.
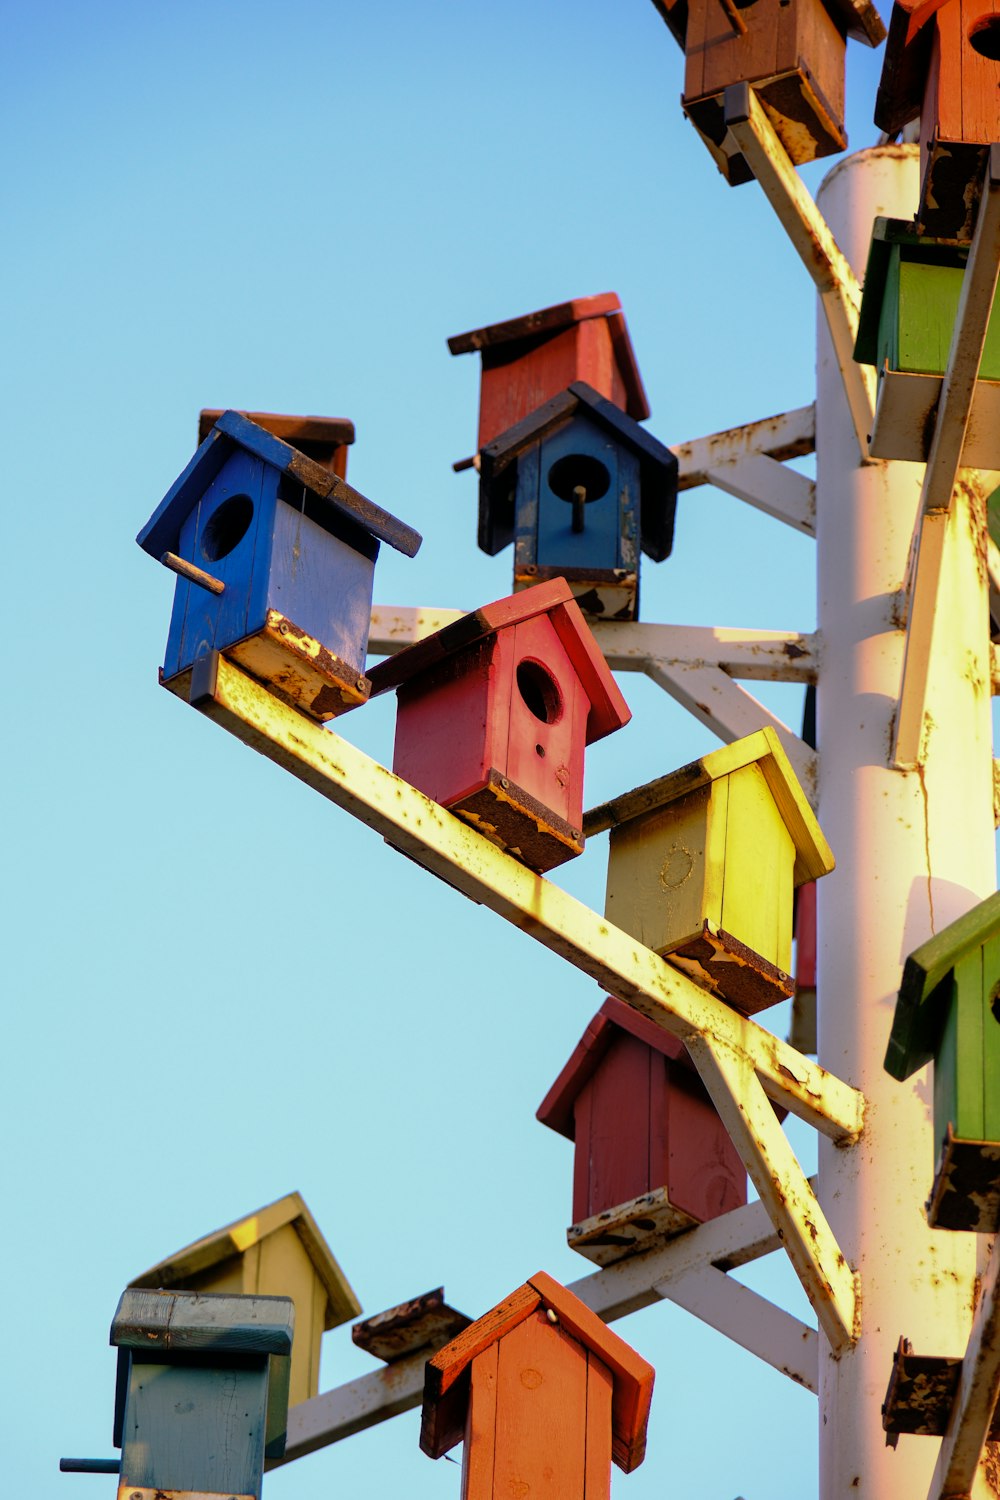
left=884, top=255, right=1000, bottom=379
left=242, top=1224, right=327, bottom=1408
left=392, top=642, right=498, bottom=808
left=571, top=1033, right=657, bottom=1220
left=263, top=498, right=377, bottom=680
left=477, top=320, right=623, bottom=453
left=683, top=0, right=847, bottom=162
left=664, top=1061, right=747, bottom=1221
left=461, top=1311, right=612, bottom=1500
left=119, top=1357, right=269, bottom=1495
left=162, top=451, right=277, bottom=680
left=603, top=783, right=719, bottom=956
left=718, top=762, right=795, bottom=974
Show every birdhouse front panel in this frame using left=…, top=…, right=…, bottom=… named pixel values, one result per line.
left=391, top=617, right=595, bottom=871
left=463, top=1311, right=614, bottom=1500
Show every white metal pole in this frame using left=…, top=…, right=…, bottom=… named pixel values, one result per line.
left=816, top=146, right=997, bottom=1499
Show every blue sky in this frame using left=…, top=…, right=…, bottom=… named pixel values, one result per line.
left=3, top=5, right=895, bottom=1498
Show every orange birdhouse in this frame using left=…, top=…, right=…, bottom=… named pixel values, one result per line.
left=876, top=0, right=1000, bottom=239
left=420, top=1270, right=654, bottom=1500
left=367, top=578, right=631, bottom=873
left=650, top=0, right=885, bottom=183
left=537, top=997, right=746, bottom=1265
left=448, top=293, right=649, bottom=460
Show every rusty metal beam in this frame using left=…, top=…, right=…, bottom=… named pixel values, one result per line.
left=671, top=405, right=815, bottom=490
left=722, top=83, right=875, bottom=458
left=186, top=654, right=862, bottom=1143
left=704, top=454, right=816, bottom=535
left=927, top=1237, right=1000, bottom=1499
left=685, top=1034, right=857, bottom=1356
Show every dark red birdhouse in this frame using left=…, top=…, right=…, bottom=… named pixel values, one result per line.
left=537, top=997, right=746, bottom=1265
left=420, top=1270, right=654, bottom=1500
left=876, top=0, right=1000, bottom=239
left=448, top=293, right=650, bottom=459
left=650, top=0, right=885, bottom=184
left=198, top=410, right=355, bottom=478
left=790, top=880, right=818, bottom=1054
left=367, top=579, right=631, bottom=873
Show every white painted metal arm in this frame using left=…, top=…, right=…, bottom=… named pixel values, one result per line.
left=722, top=84, right=874, bottom=457
left=927, top=1237, right=1000, bottom=1500
left=643, top=660, right=817, bottom=804
left=188, top=655, right=862, bottom=1141
left=705, top=454, right=816, bottom=536
left=672, top=405, right=815, bottom=488
left=685, top=1034, right=857, bottom=1355
left=275, top=1351, right=428, bottom=1467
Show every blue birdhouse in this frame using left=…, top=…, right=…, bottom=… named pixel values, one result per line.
left=477, top=381, right=678, bottom=621
left=137, top=410, right=422, bottom=720
left=111, top=1288, right=294, bottom=1500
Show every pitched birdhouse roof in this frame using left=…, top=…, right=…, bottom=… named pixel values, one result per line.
left=885, top=891, right=1000, bottom=1081
left=537, top=996, right=692, bottom=1141
left=420, top=1270, right=654, bottom=1471
left=649, top=0, right=884, bottom=48
left=479, top=381, right=679, bottom=562
left=367, top=577, right=631, bottom=745
left=137, top=409, right=421, bottom=561
left=197, top=409, right=355, bottom=471
left=584, top=726, right=834, bottom=886
left=874, top=0, right=948, bottom=134
left=128, top=1191, right=361, bottom=1332
left=448, top=293, right=650, bottom=421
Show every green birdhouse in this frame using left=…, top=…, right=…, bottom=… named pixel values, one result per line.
left=584, top=728, right=834, bottom=1015
left=885, top=891, right=1000, bottom=1232
left=854, top=216, right=1000, bottom=465
left=128, top=1191, right=360, bottom=1408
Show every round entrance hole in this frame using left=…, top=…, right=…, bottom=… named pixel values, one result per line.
left=516, top=660, right=562, bottom=724
left=990, top=981, right=1000, bottom=1025
left=546, top=453, right=611, bottom=505
left=202, top=494, right=254, bottom=562
left=970, top=15, right=1000, bottom=58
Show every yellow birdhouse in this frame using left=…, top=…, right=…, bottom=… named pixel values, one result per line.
left=584, top=727, right=834, bottom=1015
left=128, top=1192, right=360, bottom=1408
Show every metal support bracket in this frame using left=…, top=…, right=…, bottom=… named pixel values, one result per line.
left=704, top=454, right=816, bottom=535
left=672, top=405, right=815, bottom=488
left=186, top=654, right=862, bottom=1142
left=722, top=83, right=875, bottom=459
left=927, top=1236, right=1000, bottom=1499
left=892, top=151, right=1000, bottom=767
left=684, top=1033, right=857, bottom=1356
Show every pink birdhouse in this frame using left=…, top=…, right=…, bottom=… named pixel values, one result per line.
left=538, top=997, right=746, bottom=1264
left=448, top=293, right=650, bottom=459
left=876, top=0, right=1000, bottom=239
left=420, top=1270, right=654, bottom=1500
left=367, top=579, right=631, bottom=873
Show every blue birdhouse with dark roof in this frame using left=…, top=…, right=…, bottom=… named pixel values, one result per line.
left=885, top=891, right=1000, bottom=1231
left=478, top=381, right=678, bottom=622
left=138, top=410, right=421, bottom=721
left=111, top=1288, right=294, bottom=1500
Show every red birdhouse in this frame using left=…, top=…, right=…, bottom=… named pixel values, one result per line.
left=420, top=1270, right=654, bottom=1500
left=650, top=0, right=885, bottom=184
left=367, top=579, right=631, bottom=873
left=876, top=0, right=1000, bottom=239
left=537, top=997, right=746, bottom=1265
left=448, top=293, right=650, bottom=459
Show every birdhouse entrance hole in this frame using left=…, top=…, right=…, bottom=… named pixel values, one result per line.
left=970, top=16, right=1000, bottom=59
left=990, top=980, right=1000, bottom=1024
left=516, top=659, right=563, bottom=724
left=547, top=454, right=611, bottom=507
left=202, top=494, right=254, bottom=561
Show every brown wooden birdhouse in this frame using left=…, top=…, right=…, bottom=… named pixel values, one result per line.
left=367, top=578, right=631, bottom=873
left=584, top=727, right=835, bottom=1015
left=420, top=1270, right=654, bottom=1500
left=198, top=409, right=355, bottom=477
left=537, top=997, right=746, bottom=1265
left=448, top=293, right=650, bottom=459
left=876, top=0, right=1000, bottom=240
left=650, top=0, right=885, bottom=183
left=127, top=1191, right=361, bottom=1409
